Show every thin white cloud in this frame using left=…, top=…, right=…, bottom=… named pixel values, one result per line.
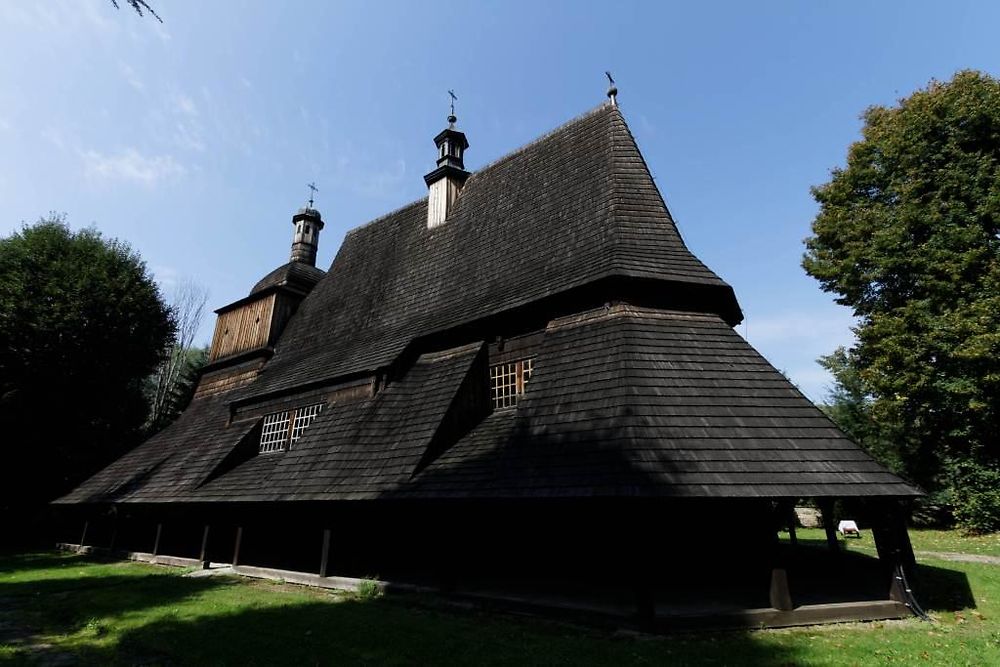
left=783, top=366, right=839, bottom=403
left=348, top=158, right=407, bottom=199
left=152, top=265, right=180, bottom=290
left=82, top=148, right=186, bottom=186
left=738, top=309, right=857, bottom=403
left=0, top=2, right=60, bottom=31
left=173, top=122, right=206, bottom=152
left=739, top=310, right=855, bottom=348
left=119, top=62, right=145, bottom=93
left=41, top=127, right=67, bottom=150
left=174, top=93, right=198, bottom=116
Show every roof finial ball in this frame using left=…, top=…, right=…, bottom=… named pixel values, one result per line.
left=605, top=71, right=618, bottom=107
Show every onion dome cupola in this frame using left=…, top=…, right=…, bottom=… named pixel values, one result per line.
left=424, top=92, right=470, bottom=228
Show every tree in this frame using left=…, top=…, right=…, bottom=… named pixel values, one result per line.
left=145, top=280, right=209, bottom=434
left=817, top=347, right=903, bottom=474
left=0, top=216, right=175, bottom=510
left=110, top=0, right=161, bottom=22
left=803, top=70, right=1000, bottom=530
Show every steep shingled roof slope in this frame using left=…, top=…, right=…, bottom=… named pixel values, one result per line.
left=249, top=103, right=739, bottom=396
left=56, top=396, right=257, bottom=504
left=81, top=305, right=917, bottom=503
left=396, top=306, right=921, bottom=499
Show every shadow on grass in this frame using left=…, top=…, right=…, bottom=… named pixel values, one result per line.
left=96, top=597, right=807, bottom=667
left=0, top=555, right=236, bottom=639
left=914, top=561, right=977, bottom=613
left=0, top=550, right=96, bottom=573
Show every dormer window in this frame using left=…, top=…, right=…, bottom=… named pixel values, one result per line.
left=259, top=403, right=325, bottom=453
left=490, top=358, right=534, bottom=409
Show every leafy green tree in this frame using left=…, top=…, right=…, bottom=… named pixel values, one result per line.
left=817, top=347, right=903, bottom=474
left=0, top=216, right=175, bottom=510
left=803, top=71, right=1000, bottom=529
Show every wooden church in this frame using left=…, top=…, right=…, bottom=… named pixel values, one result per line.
left=57, top=86, right=924, bottom=627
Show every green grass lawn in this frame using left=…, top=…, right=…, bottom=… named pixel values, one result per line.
left=2, top=532, right=999, bottom=666
left=784, top=527, right=1000, bottom=559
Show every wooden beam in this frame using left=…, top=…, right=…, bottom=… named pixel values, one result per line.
left=80, top=520, right=89, bottom=547
left=199, top=525, right=210, bottom=569
left=818, top=499, right=840, bottom=553
left=319, top=528, right=331, bottom=577
left=769, top=568, right=794, bottom=611
left=233, top=527, right=243, bottom=567
left=152, top=523, right=162, bottom=556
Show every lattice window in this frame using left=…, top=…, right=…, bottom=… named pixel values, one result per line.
left=490, top=358, right=534, bottom=410
left=259, top=411, right=291, bottom=453
left=290, top=403, right=324, bottom=444
left=259, top=403, right=325, bottom=453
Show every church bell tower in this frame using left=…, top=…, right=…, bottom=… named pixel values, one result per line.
left=424, top=92, right=470, bottom=228
left=290, top=184, right=324, bottom=266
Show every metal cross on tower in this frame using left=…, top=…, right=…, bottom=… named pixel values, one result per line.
left=605, top=71, right=618, bottom=106
left=306, top=182, right=318, bottom=208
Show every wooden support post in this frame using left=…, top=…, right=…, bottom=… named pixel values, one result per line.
left=769, top=568, right=794, bottom=611
left=109, top=519, right=118, bottom=553
left=319, top=529, right=331, bottom=577
left=199, top=525, right=211, bottom=569
left=635, top=586, right=655, bottom=627
left=80, top=520, right=89, bottom=547
left=872, top=500, right=918, bottom=595
left=818, top=499, right=840, bottom=553
left=153, top=523, right=162, bottom=556
left=233, top=527, right=243, bottom=567
left=785, top=502, right=798, bottom=547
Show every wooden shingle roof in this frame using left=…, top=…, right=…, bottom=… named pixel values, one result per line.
left=248, top=103, right=741, bottom=397
left=58, top=102, right=920, bottom=505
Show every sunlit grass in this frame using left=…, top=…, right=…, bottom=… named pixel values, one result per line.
left=781, top=527, right=1000, bottom=559
left=1, top=535, right=999, bottom=666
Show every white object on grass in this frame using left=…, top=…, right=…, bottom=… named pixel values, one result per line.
left=838, top=520, right=861, bottom=537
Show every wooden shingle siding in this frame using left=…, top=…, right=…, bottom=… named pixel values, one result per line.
left=194, top=359, right=267, bottom=399
left=209, top=294, right=275, bottom=362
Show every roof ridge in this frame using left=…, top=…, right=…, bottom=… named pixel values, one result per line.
left=464, top=101, right=614, bottom=180
left=607, top=105, right=679, bottom=229
left=344, top=102, right=615, bottom=237
left=344, top=198, right=426, bottom=237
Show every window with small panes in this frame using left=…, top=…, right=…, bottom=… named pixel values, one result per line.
left=259, top=403, right=325, bottom=453
left=490, top=358, right=533, bottom=409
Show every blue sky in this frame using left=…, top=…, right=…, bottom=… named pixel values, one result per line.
left=1, top=1, right=997, bottom=401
